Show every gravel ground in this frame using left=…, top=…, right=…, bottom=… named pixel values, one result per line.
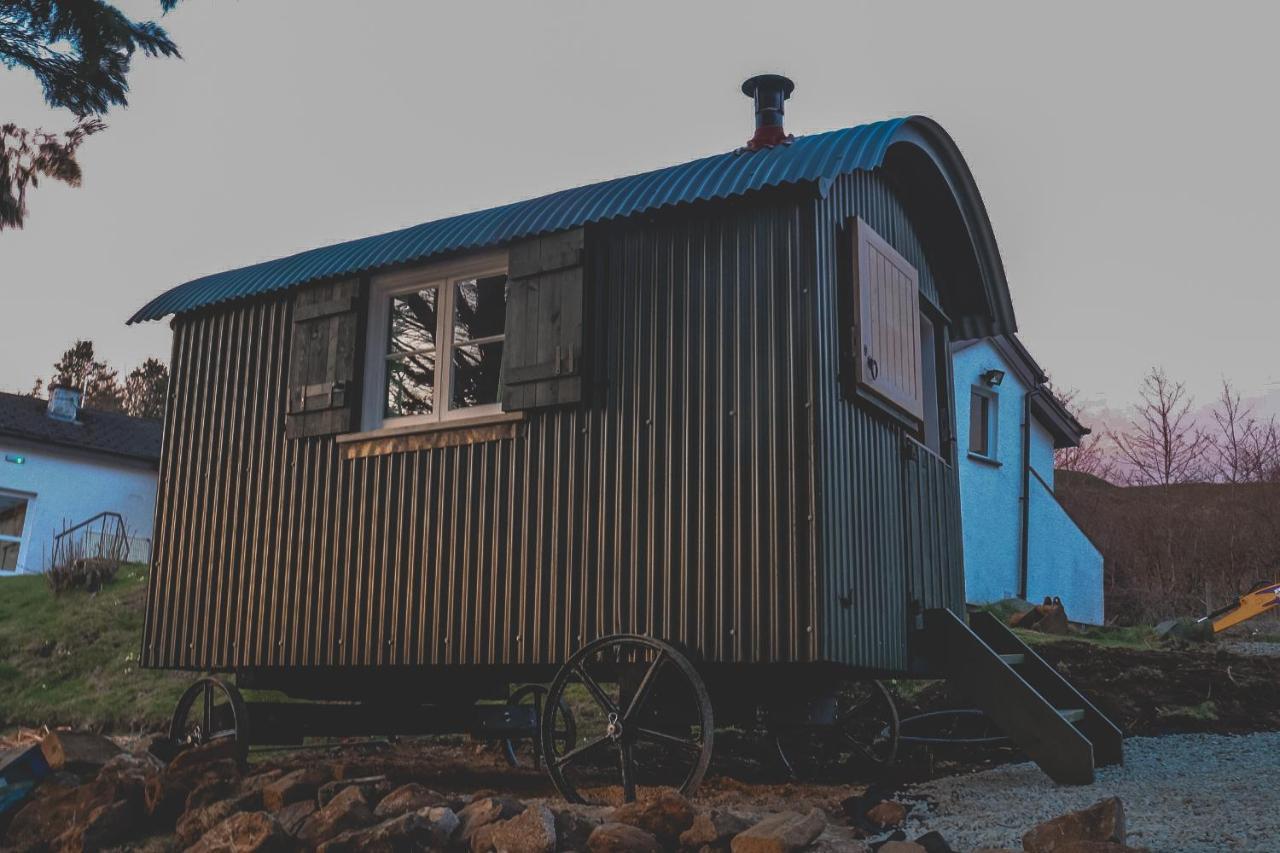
left=1222, top=639, right=1280, bottom=657
left=900, top=732, right=1280, bottom=852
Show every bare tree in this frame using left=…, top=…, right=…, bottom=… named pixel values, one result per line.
left=1048, top=384, right=1116, bottom=481
left=1208, top=379, right=1280, bottom=483
left=1109, top=367, right=1209, bottom=485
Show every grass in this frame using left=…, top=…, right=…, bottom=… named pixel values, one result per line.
left=0, top=564, right=187, bottom=734
left=975, top=599, right=1161, bottom=650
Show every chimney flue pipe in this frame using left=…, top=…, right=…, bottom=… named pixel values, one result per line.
left=741, top=74, right=795, bottom=150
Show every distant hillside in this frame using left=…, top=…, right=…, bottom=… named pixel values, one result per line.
left=1056, top=473, right=1280, bottom=625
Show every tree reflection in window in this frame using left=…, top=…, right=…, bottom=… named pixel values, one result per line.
left=450, top=275, right=506, bottom=409
left=385, top=287, right=438, bottom=417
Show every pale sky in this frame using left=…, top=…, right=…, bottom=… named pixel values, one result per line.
left=4, top=1, right=1278, bottom=413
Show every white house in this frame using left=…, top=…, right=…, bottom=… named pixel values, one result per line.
left=951, top=336, right=1105, bottom=624
left=0, top=387, right=161, bottom=575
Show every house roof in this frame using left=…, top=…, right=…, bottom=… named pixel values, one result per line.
left=129, top=116, right=1016, bottom=339
left=0, top=392, right=162, bottom=465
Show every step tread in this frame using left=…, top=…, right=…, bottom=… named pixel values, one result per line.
left=1057, top=708, right=1086, bottom=723
left=998, top=653, right=1026, bottom=665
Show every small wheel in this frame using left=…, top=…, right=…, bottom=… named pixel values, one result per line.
left=503, top=684, right=577, bottom=770
left=169, top=675, right=249, bottom=768
left=540, top=634, right=714, bottom=804
left=771, top=679, right=898, bottom=782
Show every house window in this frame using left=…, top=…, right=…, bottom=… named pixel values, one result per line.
left=0, top=492, right=29, bottom=571
left=969, top=387, right=998, bottom=460
left=366, top=258, right=508, bottom=429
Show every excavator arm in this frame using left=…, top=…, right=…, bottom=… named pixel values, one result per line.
left=1198, top=581, right=1280, bottom=634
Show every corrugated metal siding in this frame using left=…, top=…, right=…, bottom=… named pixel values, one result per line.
left=142, top=198, right=821, bottom=671
left=812, top=171, right=964, bottom=671
left=129, top=121, right=917, bottom=324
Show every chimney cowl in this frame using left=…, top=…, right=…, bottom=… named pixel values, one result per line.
left=47, top=385, right=83, bottom=423
left=741, top=74, right=795, bottom=151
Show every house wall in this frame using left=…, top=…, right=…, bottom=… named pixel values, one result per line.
left=0, top=437, right=157, bottom=574
left=951, top=339, right=1104, bottom=623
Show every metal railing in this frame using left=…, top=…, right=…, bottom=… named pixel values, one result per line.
left=50, top=511, right=132, bottom=569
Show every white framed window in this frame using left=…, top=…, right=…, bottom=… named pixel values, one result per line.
left=0, top=490, right=31, bottom=572
left=968, top=386, right=999, bottom=461
left=363, top=252, right=509, bottom=430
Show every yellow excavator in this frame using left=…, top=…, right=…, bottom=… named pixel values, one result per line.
left=1156, top=581, right=1280, bottom=640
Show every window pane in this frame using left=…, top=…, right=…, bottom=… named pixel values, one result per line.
left=450, top=342, right=504, bottom=409
left=385, top=352, right=435, bottom=417
left=389, top=288, right=438, bottom=354
left=453, top=275, right=507, bottom=343
left=968, top=392, right=989, bottom=456
left=0, top=540, right=18, bottom=570
left=0, top=495, right=27, bottom=537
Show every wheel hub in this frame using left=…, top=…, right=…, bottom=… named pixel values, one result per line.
left=606, top=712, right=624, bottom=742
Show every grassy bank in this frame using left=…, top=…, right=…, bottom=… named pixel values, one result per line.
left=0, top=564, right=186, bottom=733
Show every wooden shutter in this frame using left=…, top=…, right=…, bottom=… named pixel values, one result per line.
left=851, top=217, right=924, bottom=421
left=285, top=277, right=365, bottom=439
left=501, top=228, right=585, bottom=410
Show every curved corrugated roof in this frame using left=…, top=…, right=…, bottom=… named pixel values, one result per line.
left=130, top=118, right=914, bottom=323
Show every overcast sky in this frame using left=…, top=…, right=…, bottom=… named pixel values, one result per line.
left=4, top=1, right=1278, bottom=414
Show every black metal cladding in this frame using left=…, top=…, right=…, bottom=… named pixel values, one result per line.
left=812, top=170, right=966, bottom=672
left=142, top=195, right=826, bottom=672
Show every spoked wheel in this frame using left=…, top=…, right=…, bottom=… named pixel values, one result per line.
left=169, top=675, right=249, bottom=768
left=502, top=684, right=577, bottom=770
left=540, top=634, right=714, bottom=804
left=771, top=679, right=899, bottom=783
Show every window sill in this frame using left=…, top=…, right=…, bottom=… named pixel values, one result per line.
left=967, top=451, right=1002, bottom=468
left=337, top=411, right=525, bottom=459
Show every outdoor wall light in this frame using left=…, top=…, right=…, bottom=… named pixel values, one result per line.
left=981, top=369, right=1006, bottom=387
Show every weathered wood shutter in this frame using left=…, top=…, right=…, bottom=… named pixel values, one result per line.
left=285, top=277, right=365, bottom=439
left=501, top=228, right=585, bottom=410
left=851, top=217, right=924, bottom=421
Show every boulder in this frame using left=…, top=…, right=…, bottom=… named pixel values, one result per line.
left=41, top=732, right=124, bottom=776
left=296, top=784, right=375, bottom=847
left=318, top=806, right=459, bottom=853
left=587, top=821, right=664, bottom=853
left=455, top=796, right=525, bottom=846
left=188, top=811, right=291, bottom=853
left=177, top=800, right=238, bottom=847
left=730, top=809, right=827, bottom=853
left=865, top=800, right=909, bottom=829
left=372, top=782, right=449, bottom=820
left=913, top=830, right=956, bottom=853
left=679, top=809, right=752, bottom=849
left=1022, top=798, right=1126, bottom=853
left=471, top=803, right=557, bottom=853
left=611, top=790, right=697, bottom=845
left=317, top=775, right=392, bottom=808
left=145, top=759, right=239, bottom=828
left=553, top=804, right=609, bottom=850
left=260, top=766, right=329, bottom=812
left=274, top=799, right=318, bottom=837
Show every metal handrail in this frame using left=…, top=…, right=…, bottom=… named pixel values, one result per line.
left=50, top=511, right=129, bottom=569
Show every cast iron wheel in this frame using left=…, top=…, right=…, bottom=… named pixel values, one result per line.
left=502, top=683, right=577, bottom=770
left=540, top=634, right=714, bottom=804
left=771, top=679, right=899, bottom=783
left=169, top=675, right=249, bottom=768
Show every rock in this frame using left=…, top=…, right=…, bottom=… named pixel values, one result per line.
left=189, top=811, right=291, bottom=853
left=185, top=776, right=240, bottom=812
left=58, top=797, right=139, bottom=851
left=167, top=740, right=239, bottom=773
left=6, top=773, right=142, bottom=852
left=177, top=800, right=239, bottom=847
left=553, top=804, right=609, bottom=850
left=260, top=766, right=329, bottom=812
left=730, top=809, right=827, bottom=853
left=679, top=809, right=753, bottom=849
left=318, top=806, right=460, bottom=853
left=587, top=821, right=664, bottom=853
left=372, top=782, right=448, bottom=820
left=317, top=775, right=392, bottom=808
left=145, top=759, right=238, bottom=828
left=865, top=800, right=909, bottom=829
left=274, top=799, right=317, bottom=837
left=612, top=790, right=697, bottom=845
left=297, top=784, right=375, bottom=846
left=456, top=796, right=525, bottom=846
left=1022, top=798, right=1126, bottom=853
left=99, top=752, right=162, bottom=791
left=878, top=843, right=926, bottom=853
left=472, top=803, right=557, bottom=853
left=41, top=731, right=124, bottom=776
left=913, top=830, right=955, bottom=853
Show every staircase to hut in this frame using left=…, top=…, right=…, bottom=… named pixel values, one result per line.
left=927, top=609, right=1124, bottom=784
